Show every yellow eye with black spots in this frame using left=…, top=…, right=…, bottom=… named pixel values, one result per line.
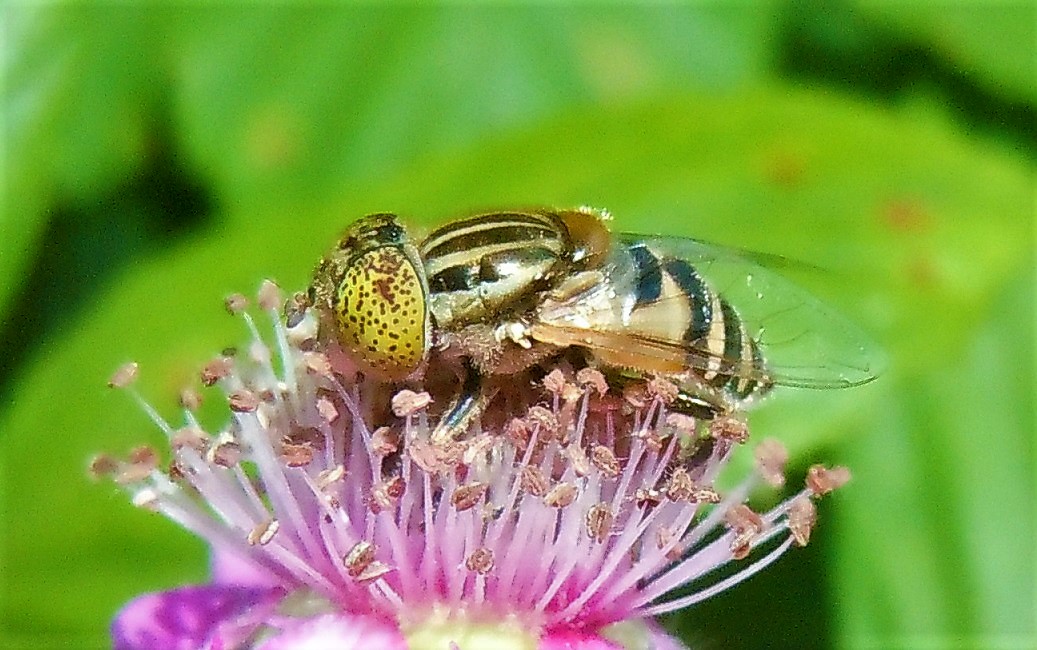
left=310, top=214, right=430, bottom=381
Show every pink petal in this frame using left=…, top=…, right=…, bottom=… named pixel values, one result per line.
left=540, top=630, right=624, bottom=649
left=210, top=548, right=280, bottom=588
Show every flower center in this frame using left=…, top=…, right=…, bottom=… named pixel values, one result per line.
left=403, top=608, right=538, bottom=650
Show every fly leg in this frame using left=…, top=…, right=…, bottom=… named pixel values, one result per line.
left=430, top=359, right=497, bottom=444
left=669, top=390, right=723, bottom=421
left=598, top=369, right=730, bottom=423
left=670, top=384, right=749, bottom=443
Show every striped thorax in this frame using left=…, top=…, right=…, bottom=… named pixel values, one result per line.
left=418, top=209, right=610, bottom=329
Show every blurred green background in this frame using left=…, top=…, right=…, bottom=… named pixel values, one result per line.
left=1, top=3, right=1033, bottom=649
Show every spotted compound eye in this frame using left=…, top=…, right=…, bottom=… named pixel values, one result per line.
left=333, top=239, right=429, bottom=382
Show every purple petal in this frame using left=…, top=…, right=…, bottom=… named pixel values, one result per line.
left=112, top=584, right=282, bottom=650
left=256, top=613, right=407, bottom=650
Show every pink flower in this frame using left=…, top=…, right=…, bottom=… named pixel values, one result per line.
left=96, top=281, right=849, bottom=650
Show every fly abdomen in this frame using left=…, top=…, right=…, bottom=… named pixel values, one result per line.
left=739, top=336, right=774, bottom=401
left=627, top=244, right=772, bottom=408
left=713, top=298, right=743, bottom=387
left=628, top=244, right=663, bottom=307
left=658, top=257, right=713, bottom=349
left=718, top=297, right=773, bottom=402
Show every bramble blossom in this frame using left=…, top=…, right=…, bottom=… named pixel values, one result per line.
left=96, top=281, right=849, bottom=650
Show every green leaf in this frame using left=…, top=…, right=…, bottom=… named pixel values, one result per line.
left=1, top=6, right=170, bottom=318
left=858, top=1, right=1037, bottom=103
left=0, top=88, right=1032, bottom=647
left=833, top=267, right=1035, bottom=646
left=3, top=7, right=164, bottom=197
left=168, top=5, right=778, bottom=215
left=1, top=3, right=775, bottom=324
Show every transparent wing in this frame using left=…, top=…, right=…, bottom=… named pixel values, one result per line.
left=535, top=234, right=884, bottom=389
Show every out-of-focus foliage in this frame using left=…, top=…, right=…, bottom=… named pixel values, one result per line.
left=859, top=1, right=1036, bottom=102
left=1, top=4, right=1033, bottom=649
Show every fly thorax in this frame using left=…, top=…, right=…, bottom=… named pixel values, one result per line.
left=427, top=246, right=563, bottom=329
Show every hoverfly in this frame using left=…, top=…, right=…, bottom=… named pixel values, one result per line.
left=310, top=208, right=881, bottom=441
